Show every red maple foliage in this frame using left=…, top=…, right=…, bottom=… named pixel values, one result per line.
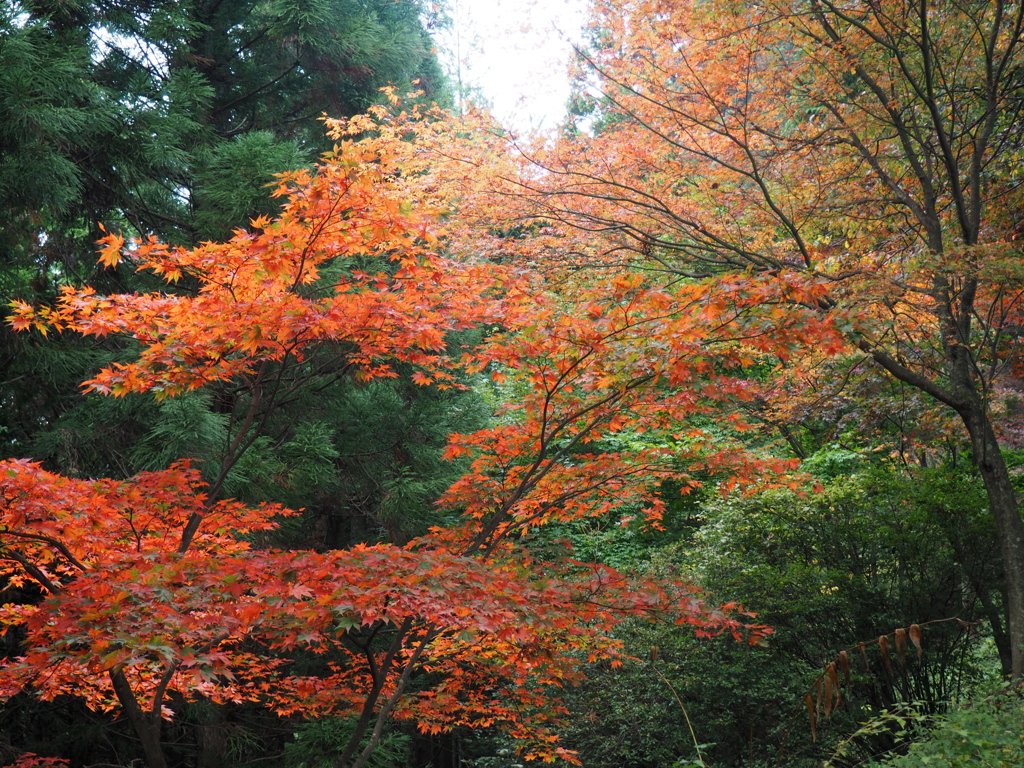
left=0, top=107, right=819, bottom=767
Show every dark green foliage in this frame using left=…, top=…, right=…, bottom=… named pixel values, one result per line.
left=526, top=471, right=710, bottom=571
left=555, top=626, right=816, bottom=768
left=0, top=9, right=111, bottom=226
left=551, top=462, right=1002, bottom=768
left=690, top=469, right=991, bottom=662
left=2, top=0, right=448, bottom=259
left=0, top=324, right=137, bottom=467
left=230, top=369, right=490, bottom=548
left=826, top=687, right=1024, bottom=768
left=192, top=131, right=309, bottom=240
left=0, top=694, right=130, bottom=767
left=284, top=716, right=411, bottom=768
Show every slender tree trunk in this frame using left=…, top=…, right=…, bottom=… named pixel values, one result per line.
left=959, top=404, right=1024, bottom=680
left=975, top=585, right=1013, bottom=677
left=867, top=341, right=1024, bottom=679
left=942, top=522, right=1013, bottom=676
left=110, top=669, right=168, bottom=768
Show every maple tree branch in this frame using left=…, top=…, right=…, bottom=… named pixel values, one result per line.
left=351, top=621, right=385, bottom=680
left=0, top=530, right=89, bottom=572
left=980, top=288, right=1024, bottom=385
left=817, top=102, right=934, bottom=243
left=858, top=340, right=962, bottom=411
left=569, top=44, right=815, bottom=268
left=343, top=626, right=437, bottom=768
left=150, top=633, right=231, bottom=718
left=2, top=549, right=59, bottom=594
left=178, top=350, right=359, bottom=544
left=336, top=617, right=416, bottom=768
left=506, top=463, right=664, bottom=537
left=150, top=666, right=178, bottom=720
left=511, top=107, right=779, bottom=271
left=806, top=12, right=940, bottom=227
left=179, top=356, right=280, bottom=552
left=468, top=376, right=654, bottom=554
left=915, top=0, right=975, bottom=242
left=291, top=190, right=347, bottom=292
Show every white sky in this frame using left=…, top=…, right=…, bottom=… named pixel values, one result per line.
left=435, top=0, right=589, bottom=134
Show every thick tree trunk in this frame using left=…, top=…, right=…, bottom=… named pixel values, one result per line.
left=959, top=405, right=1024, bottom=680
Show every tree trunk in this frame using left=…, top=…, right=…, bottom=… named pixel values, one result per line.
left=868, top=343, right=1024, bottom=679
left=960, top=404, right=1024, bottom=680
left=110, top=669, right=168, bottom=768
left=975, top=584, right=1013, bottom=677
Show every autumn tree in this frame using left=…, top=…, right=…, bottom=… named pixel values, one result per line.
left=501, top=0, right=1024, bottom=678
left=1, top=108, right=804, bottom=768
left=0, top=0, right=448, bottom=488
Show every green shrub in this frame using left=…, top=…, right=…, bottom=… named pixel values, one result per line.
left=283, top=717, right=410, bottom=768
left=860, top=692, right=1023, bottom=768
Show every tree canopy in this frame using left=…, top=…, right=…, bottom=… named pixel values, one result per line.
left=2, top=1, right=1023, bottom=767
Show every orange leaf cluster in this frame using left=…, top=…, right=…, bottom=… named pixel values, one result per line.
left=9, top=133, right=506, bottom=399
left=0, top=459, right=767, bottom=755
